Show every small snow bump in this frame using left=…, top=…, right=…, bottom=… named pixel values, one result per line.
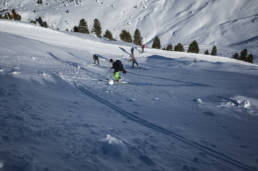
left=219, top=96, right=251, bottom=109
left=153, top=97, right=160, bottom=101
left=31, top=56, right=36, bottom=61
left=103, top=134, right=123, bottom=145
left=196, top=98, right=202, bottom=104
left=42, top=72, right=49, bottom=77
left=12, top=71, right=20, bottom=75
left=0, top=161, right=4, bottom=168
left=127, top=98, right=136, bottom=102
left=108, top=80, right=114, bottom=85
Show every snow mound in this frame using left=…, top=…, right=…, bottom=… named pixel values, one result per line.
left=220, top=96, right=251, bottom=110
left=108, top=80, right=114, bottom=85
left=103, top=134, right=123, bottom=145
left=100, top=135, right=126, bottom=158
left=195, top=98, right=203, bottom=104
left=218, top=96, right=258, bottom=116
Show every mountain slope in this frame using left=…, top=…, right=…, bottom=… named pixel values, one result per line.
left=1, top=0, right=258, bottom=56
left=0, top=20, right=258, bottom=171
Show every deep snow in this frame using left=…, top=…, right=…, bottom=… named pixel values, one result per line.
left=0, top=20, right=258, bottom=171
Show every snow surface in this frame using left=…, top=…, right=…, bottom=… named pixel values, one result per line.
left=0, top=20, right=258, bottom=171
left=1, top=0, right=258, bottom=61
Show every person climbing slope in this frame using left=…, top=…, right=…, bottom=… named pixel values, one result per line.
left=129, top=54, right=138, bottom=68
left=131, top=46, right=135, bottom=55
left=141, top=44, right=146, bottom=53
left=109, top=59, right=127, bottom=82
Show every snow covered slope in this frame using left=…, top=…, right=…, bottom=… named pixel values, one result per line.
left=0, top=20, right=258, bottom=171
left=1, top=0, right=258, bottom=58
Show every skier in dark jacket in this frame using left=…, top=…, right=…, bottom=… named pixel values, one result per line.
left=93, top=54, right=100, bottom=64
left=131, top=47, right=134, bottom=55
left=109, top=59, right=126, bottom=81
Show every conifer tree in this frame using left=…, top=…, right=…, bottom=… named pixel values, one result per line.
left=37, top=17, right=48, bottom=28
left=77, top=19, right=89, bottom=34
left=104, top=29, right=113, bottom=40
left=211, top=45, right=217, bottom=56
left=240, top=49, right=248, bottom=61
left=152, top=36, right=161, bottom=49
left=174, top=43, right=184, bottom=52
left=11, top=9, right=21, bottom=21
left=92, top=18, right=102, bottom=37
left=73, top=26, right=79, bottom=32
left=37, top=0, right=43, bottom=4
left=232, top=50, right=253, bottom=63
left=120, top=30, right=132, bottom=43
left=133, top=29, right=142, bottom=46
left=187, top=40, right=199, bottom=53
left=232, top=53, right=239, bottom=59
left=204, top=50, right=209, bottom=55
left=166, top=44, right=173, bottom=51
left=247, top=54, right=253, bottom=63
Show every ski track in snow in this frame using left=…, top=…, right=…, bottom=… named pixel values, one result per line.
left=49, top=52, right=212, bottom=88
left=74, top=83, right=257, bottom=171
left=47, top=51, right=257, bottom=170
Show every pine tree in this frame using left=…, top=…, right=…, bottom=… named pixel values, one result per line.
left=232, top=53, right=239, bottom=59
left=120, top=30, right=127, bottom=42
left=211, top=45, right=217, bottom=56
left=37, top=0, right=43, bottom=4
left=174, top=43, right=184, bottom=52
left=104, top=30, right=113, bottom=40
left=38, top=17, right=43, bottom=25
left=77, top=19, right=89, bottom=34
left=204, top=50, right=209, bottom=55
left=120, top=30, right=132, bottom=43
left=11, top=9, right=21, bottom=21
left=92, top=18, right=102, bottom=37
left=73, top=26, right=79, bottom=32
left=152, top=36, right=161, bottom=49
left=133, top=29, right=142, bottom=46
left=187, top=40, right=199, bottom=53
left=166, top=44, right=173, bottom=51
left=240, top=49, right=248, bottom=61
left=41, top=21, right=48, bottom=28
left=36, top=17, right=48, bottom=28
left=247, top=54, right=253, bottom=63
left=233, top=49, right=254, bottom=63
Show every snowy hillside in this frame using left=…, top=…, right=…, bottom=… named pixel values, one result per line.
left=1, top=0, right=258, bottom=59
left=0, top=20, right=258, bottom=171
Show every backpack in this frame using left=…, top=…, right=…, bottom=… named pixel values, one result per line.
left=116, top=60, right=126, bottom=74
left=116, top=60, right=123, bottom=71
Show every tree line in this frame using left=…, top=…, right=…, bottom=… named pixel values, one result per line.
left=2, top=11, right=253, bottom=64
left=0, top=9, right=21, bottom=21
left=71, top=18, right=255, bottom=64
